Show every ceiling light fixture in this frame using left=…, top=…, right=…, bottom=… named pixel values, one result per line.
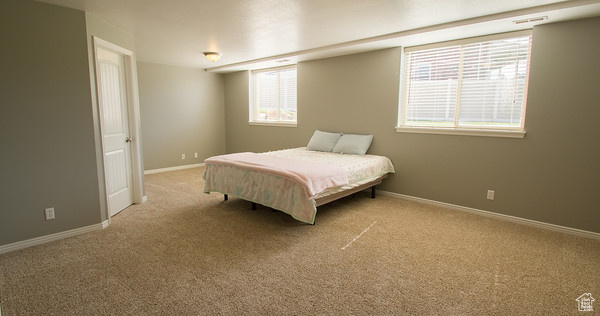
left=203, top=52, right=222, bottom=62
left=512, top=16, right=548, bottom=24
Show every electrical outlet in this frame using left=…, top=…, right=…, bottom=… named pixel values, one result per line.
left=44, top=207, right=55, bottom=220
left=182, top=154, right=185, bottom=159
left=194, top=152, right=198, bottom=158
left=487, top=190, right=495, bottom=200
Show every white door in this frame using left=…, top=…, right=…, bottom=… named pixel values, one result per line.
left=97, top=47, right=133, bottom=217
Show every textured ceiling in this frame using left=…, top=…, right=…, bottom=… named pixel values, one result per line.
left=38, top=0, right=600, bottom=72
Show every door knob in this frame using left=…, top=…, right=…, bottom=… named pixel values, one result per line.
left=125, top=137, right=133, bottom=143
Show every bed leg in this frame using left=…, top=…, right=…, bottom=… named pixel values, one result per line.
left=224, top=194, right=228, bottom=201
left=371, top=186, right=376, bottom=199
left=251, top=202, right=257, bottom=210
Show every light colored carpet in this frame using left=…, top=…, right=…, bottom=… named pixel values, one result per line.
left=1, top=167, right=599, bottom=315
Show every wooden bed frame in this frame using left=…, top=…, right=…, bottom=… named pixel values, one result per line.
left=222, top=174, right=388, bottom=215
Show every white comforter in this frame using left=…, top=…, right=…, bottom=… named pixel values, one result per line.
left=203, top=147, right=395, bottom=224
left=204, top=152, right=349, bottom=198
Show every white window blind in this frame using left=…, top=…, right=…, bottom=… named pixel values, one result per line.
left=400, top=33, right=532, bottom=134
left=252, top=66, right=297, bottom=124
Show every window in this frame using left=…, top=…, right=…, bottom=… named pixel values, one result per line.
left=250, top=66, right=297, bottom=126
left=397, top=31, right=532, bottom=138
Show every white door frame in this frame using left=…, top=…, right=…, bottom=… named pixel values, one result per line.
left=92, top=36, right=144, bottom=223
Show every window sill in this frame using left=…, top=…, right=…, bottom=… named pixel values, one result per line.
left=249, top=121, right=297, bottom=127
left=395, top=126, right=526, bottom=138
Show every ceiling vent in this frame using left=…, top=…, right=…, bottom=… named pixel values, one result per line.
left=513, top=16, right=548, bottom=24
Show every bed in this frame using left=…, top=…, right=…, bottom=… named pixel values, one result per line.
left=203, top=145, right=395, bottom=224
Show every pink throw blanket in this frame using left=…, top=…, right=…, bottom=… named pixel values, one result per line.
left=205, top=152, right=349, bottom=198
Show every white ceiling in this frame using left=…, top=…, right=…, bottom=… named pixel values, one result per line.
left=38, top=0, right=600, bottom=73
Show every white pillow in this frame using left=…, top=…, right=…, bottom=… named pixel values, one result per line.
left=306, top=130, right=342, bottom=152
left=332, top=133, right=373, bottom=155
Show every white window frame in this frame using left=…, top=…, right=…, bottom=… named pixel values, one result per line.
left=396, top=30, right=532, bottom=138
left=249, top=65, right=298, bottom=127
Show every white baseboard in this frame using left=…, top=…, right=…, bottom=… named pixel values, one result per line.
left=0, top=221, right=108, bottom=255
left=377, top=190, right=600, bottom=240
left=144, top=163, right=205, bottom=175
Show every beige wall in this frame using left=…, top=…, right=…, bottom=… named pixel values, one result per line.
left=0, top=0, right=102, bottom=245
left=224, top=17, right=600, bottom=233
left=137, top=62, right=225, bottom=170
